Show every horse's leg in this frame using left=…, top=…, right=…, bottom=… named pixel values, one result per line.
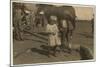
left=69, top=32, right=72, bottom=49
left=70, top=30, right=73, bottom=39
left=66, top=30, right=69, bottom=42
left=61, top=32, right=66, bottom=48
left=68, top=30, right=73, bottom=49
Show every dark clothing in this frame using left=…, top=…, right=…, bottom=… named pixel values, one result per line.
left=13, top=9, right=23, bottom=40
left=58, top=19, right=73, bottom=49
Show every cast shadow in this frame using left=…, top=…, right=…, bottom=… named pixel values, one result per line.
left=31, top=47, right=49, bottom=57
left=79, top=45, right=93, bottom=60
left=24, top=38, right=48, bottom=44
left=77, top=32, right=93, bottom=38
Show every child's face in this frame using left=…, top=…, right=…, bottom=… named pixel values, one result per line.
left=50, top=20, right=56, bottom=25
left=49, top=16, right=57, bottom=25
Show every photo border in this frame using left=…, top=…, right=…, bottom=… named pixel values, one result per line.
left=10, top=0, right=96, bottom=66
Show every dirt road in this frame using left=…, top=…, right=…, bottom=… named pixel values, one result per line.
left=13, top=21, right=94, bottom=65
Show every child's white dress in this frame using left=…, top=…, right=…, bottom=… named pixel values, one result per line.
left=46, top=24, right=61, bottom=47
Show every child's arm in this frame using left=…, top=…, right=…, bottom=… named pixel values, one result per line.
left=46, top=24, right=55, bottom=35
left=54, top=24, right=59, bottom=32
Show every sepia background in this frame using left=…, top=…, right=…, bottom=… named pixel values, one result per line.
left=0, top=0, right=98, bottom=67
left=12, top=2, right=95, bottom=65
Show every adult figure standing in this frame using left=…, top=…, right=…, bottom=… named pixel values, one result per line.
left=58, top=18, right=74, bottom=51
left=13, top=6, right=23, bottom=40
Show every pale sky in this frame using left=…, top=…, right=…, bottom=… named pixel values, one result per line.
left=74, top=6, right=94, bottom=20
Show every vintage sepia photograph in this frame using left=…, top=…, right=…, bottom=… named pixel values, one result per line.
left=10, top=1, right=95, bottom=66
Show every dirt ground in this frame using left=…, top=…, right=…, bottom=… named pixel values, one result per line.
left=13, top=21, right=94, bottom=65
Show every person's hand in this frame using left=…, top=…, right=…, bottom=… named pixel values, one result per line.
left=52, top=33, right=56, bottom=35
left=60, top=28, right=63, bottom=32
left=50, top=32, right=55, bottom=35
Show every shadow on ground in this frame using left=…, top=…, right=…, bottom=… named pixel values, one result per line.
left=78, top=32, right=93, bottom=38
left=31, top=47, right=49, bottom=57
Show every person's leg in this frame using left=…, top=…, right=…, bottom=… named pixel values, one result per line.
left=48, top=46, right=53, bottom=57
left=61, top=31, right=70, bottom=53
left=52, top=45, right=57, bottom=57
left=66, top=30, right=73, bottom=53
left=57, top=45, right=62, bottom=53
left=62, top=31, right=67, bottom=48
left=61, top=29, right=72, bottom=53
left=48, top=46, right=57, bottom=57
left=60, top=31, right=67, bottom=52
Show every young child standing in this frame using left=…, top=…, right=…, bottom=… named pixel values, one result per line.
left=46, top=15, right=61, bottom=57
